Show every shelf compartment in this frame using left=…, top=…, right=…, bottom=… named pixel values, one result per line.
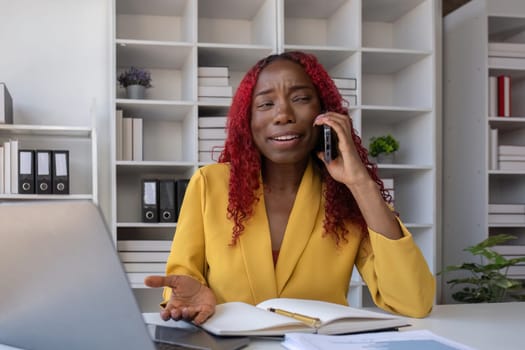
left=116, top=0, right=194, bottom=42
left=362, top=0, right=432, bottom=51
left=198, top=0, right=276, bottom=46
left=283, top=0, right=358, bottom=49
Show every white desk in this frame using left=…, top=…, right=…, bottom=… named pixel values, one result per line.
left=1, top=302, right=523, bottom=350
left=246, top=302, right=525, bottom=350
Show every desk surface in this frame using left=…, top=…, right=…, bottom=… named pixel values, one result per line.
left=246, top=302, right=525, bottom=350
left=1, top=302, right=523, bottom=350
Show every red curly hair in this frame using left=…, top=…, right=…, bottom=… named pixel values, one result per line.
left=219, top=51, right=392, bottom=245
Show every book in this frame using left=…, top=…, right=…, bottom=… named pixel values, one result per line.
left=489, top=128, right=498, bottom=170
left=198, top=298, right=409, bottom=336
left=198, top=139, right=225, bottom=152
left=198, top=96, right=232, bottom=104
left=198, top=116, right=228, bottom=128
left=499, top=145, right=525, bottom=156
left=0, top=83, right=13, bottom=124
left=198, top=128, right=227, bottom=140
left=3, top=141, right=11, bottom=194
left=489, top=204, right=525, bottom=214
left=198, top=66, right=229, bottom=77
left=118, top=251, right=170, bottom=262
left=498, top=161, right=525, bottom=171
left=489, top=56, right=525, bottom=70
left=489, top=76, right=497, bottom=116
left=116, top=110, right=123, bottom=161
left=331, top=77, right=356, bottom=90
left=488, top=213, right=525, bottom=224
left=198, top=85, right=233, bottom=98
left=492, top=245, right=525, bottom=256
left=10, top=139, right=18, bottom=194
left=489, top=42, right=525, bottom=57
left=132, top=117, right=143, bottom=161
left=198, top=76, right=230, bottom=86
left=497, top=75, right=510, bottom=117
left=124, top=262, right=166, bottom=273
left=500, top=155, right=525, bottom=161
left=122, top=117, right=133, bottom=161
left=199, top=151, right=222, bottom=163
left=117, top=240, right=172, bottom=251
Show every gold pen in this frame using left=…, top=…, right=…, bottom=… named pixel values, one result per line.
left=268, top=307, right=322, bottom=328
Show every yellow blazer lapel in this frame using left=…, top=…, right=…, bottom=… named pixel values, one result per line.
left=275, top=159, right=322, bottom=294
left=238, top=186, right=279, bottom=303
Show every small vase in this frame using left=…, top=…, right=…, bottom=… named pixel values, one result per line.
left=376, top=152, right=395, bottom=164
left=126, top=84, right=146, bottom=99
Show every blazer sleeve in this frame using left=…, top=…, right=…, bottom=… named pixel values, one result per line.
left=355, top=218, right=436, bottom=318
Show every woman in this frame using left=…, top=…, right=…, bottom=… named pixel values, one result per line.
left=145, top=51, right=435, bottom=325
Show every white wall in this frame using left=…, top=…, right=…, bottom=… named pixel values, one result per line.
left=0, top=0, right=112, bottom=221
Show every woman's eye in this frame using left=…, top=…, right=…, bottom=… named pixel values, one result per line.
left=256, top=101, right=274, bottom=109
left=292, top=95, right=311, bottom=103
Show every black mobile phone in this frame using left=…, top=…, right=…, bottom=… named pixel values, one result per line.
left=317, top=124, right=338, bottom=163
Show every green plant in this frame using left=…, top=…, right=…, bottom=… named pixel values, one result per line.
left=118, top=66, right=152, bottom=88
left=368, top=134, right=399, bottom=157
left=440, top=234, right=525, bottom=303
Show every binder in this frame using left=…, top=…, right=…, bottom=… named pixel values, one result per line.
left=18, top=150, right=35, bottom=194
left=142, top=179, right=158, bottom=223
left=175, top=179, right=189, bottom=221
left=35, top=150, right=52, bottom=194
left=52, top=150, right=69, bottom=194
left=159, top=180, right=176, bottom=222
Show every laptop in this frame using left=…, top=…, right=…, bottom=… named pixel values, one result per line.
left=0, top=200, right=249, bottom=350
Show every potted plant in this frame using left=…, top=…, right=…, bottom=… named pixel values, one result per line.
left=440, top=234, right=525, bottom=303
left=117, top=66, right=152, bottom=99
left=368, top=134, right=399, bottom=163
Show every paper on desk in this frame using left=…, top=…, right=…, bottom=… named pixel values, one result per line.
left=282, top=329, right=477, bottom=350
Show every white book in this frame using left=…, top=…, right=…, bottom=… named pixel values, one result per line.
left=332, top=77, right=356, bottom=90
left=3, top=141, right=10, bottom=194
left=489, top=57, right=525, bottom=70
left=198, top=139, right=225, bottom=152
left=199, top=151, right=222, bottom=163
left=0, top=83, right=13, bottom=124
left=198, top=116, right=228, bottom=128
left=118, top=251, right=170, bottom=262
left=489, top=204, right=525, bottom=214
left=506, top=265, right=525, bottom=277
left=198, top=127, right=227, bottom=140
left=488, top=213, right=525, bottom=224
left=122, top=117, right=133, bottom=161
left=498, top=161, right=525, bottom=171
left=341, top=94, right=357, bottom=106
left=498, top=145, right=525, bottom=156
left=123, top=262, right=166, bottom=273
left=117, top=240, right=172, bottom=251
left=488, top=76, right=497, bottom=116
left=193, top=298, right=409, bottom=336
left=499, top=155, right=525, bottom=161
left=116, top=110, right=123, bottom=161
left=489, top=42, right=525, bottom=55
left=10, top=139, right=18, bottom=194
left=198, top=77, right=230, bottom=86
left=198, top=85, right=233, bottom=97
left=381, top=178, right=394, bottom=189
left=0, top=146, right=4, bottom=194
left=490, top=128, right=498, bottom=170
left=492, top=245, right=525, bottom=256
left=198, top=66, right=229, bottom=77
left=198, top=96, right=232, bottom=104
left=132, top=118, right=143, bottom=161
left=126, top=272, right=153, bottom=284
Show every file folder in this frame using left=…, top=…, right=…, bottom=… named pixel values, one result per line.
left=18, top=150, right=35, bottom=194
left=52, top=150, right=69, bottom=194
left=159, top=180, right=176, bottom=222
left=175, top=179, right=189, bottom=221
left=35, top=150, right=52, bottom=194
left=142, top=179, right=158, bottom=223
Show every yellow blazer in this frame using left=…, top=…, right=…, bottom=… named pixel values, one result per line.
left=164, top=161, right=435, bottom=318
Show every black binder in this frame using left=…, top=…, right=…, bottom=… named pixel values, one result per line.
left=142, top=179, right=159, bottom=222
left=52, top=150, right=69, bottom=194
left=159, top=180, right=176, bottom=222
left=18, top=150, right=35, bottom=194
left=175, top=179, right=189, bottom=221
left=35, top=150, right=52, bottom=194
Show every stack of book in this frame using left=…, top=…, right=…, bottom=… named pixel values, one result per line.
left=381, top=178, right=395, bottom=206
left=198, top=66, right=233, bottom=104
left=198, top=116, right=227, bottom=162
left=488, top=204, right=525, bottom=225
left=117, top=240, right=172, bottom=287
left=488, top=75, right=511, bottom=117
left=498, top=145, right=525, bottom=171
left=488, top=42, right=525, bottom=70
left=491, top=243, right=525, bottom=279
left=332, top=77, right=357, bottom=106
left=116, top=110, right=143, bottom=161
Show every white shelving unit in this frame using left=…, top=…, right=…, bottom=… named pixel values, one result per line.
left=111, top=0, right=438, bottom=309
left=443, top=0, right=525, bottom=303
left=0, top=124, right=97, bottom=202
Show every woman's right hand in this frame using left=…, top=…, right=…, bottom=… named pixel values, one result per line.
left=144, top=274, right=216, bottom=325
